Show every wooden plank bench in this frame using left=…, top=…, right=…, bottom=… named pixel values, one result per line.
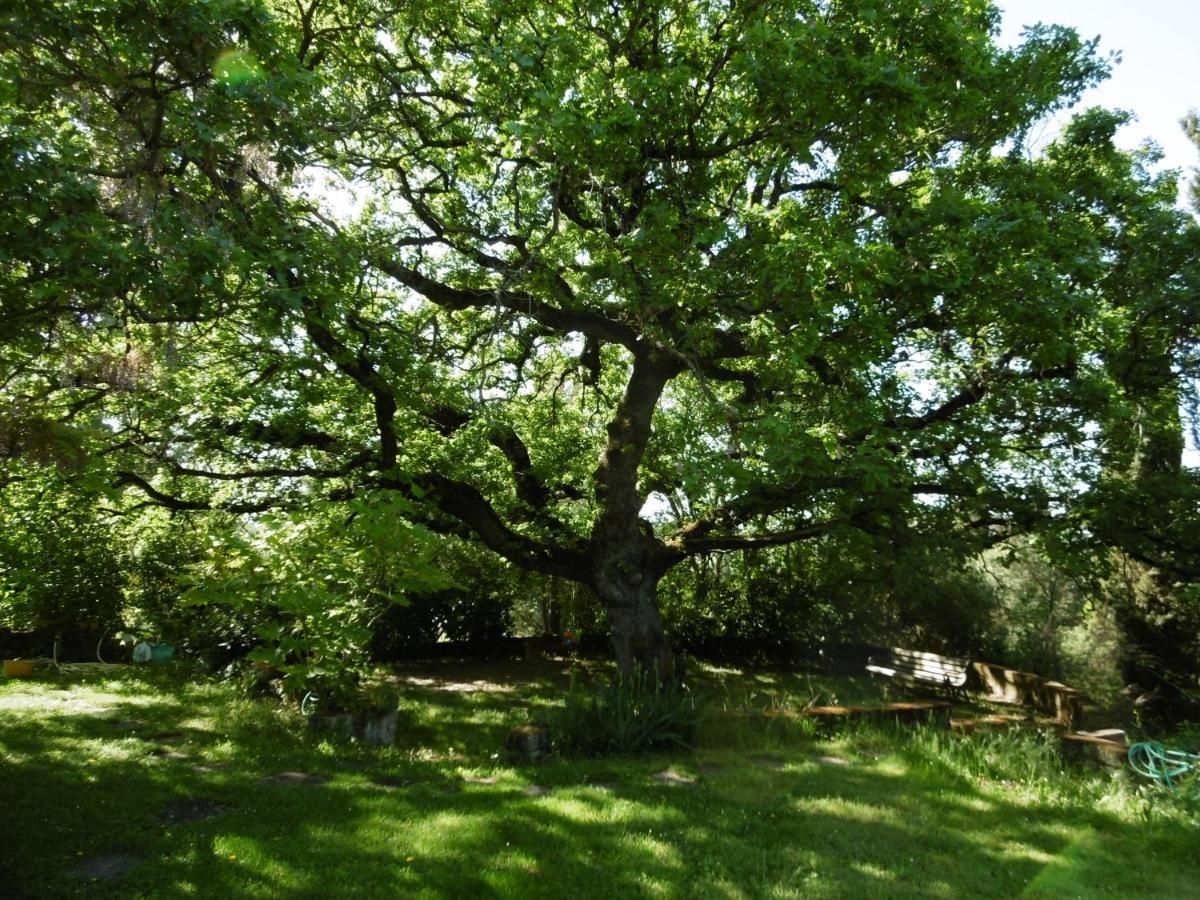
left=866, top=648, right=969, bottom=694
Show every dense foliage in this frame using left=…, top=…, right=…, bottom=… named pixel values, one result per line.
left=1, top=1, right=1197, bottom=685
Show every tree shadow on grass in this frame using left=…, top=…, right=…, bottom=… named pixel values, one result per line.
left=1, top=672, right=1195, bottom=899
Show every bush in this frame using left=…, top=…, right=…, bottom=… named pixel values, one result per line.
left=0, top=471, right=124, bottom=633
left=180, top=495, right=453, bottom=711
left=121, top=513, right=261, bottom=667
left=546, top=667, right=698, bottom=756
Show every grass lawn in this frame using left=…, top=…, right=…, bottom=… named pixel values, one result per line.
left=0, top=659, right=1196, bottom=899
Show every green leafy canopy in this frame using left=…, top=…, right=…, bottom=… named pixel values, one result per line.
left=2, top=1, right=1196, bottom=668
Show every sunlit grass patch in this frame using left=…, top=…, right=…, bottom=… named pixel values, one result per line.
left=1, top=662, right=1197, bottom=899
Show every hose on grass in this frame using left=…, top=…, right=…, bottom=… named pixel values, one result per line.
left=1128, top=741, right=1200, bottom=790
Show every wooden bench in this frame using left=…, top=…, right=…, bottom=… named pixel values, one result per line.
left=866, top=648, right=969, bottom=694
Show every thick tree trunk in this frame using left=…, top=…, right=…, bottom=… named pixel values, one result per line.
left=588, top=347, right=684, bottom=681
left=592, top=535, right=677, bottom=680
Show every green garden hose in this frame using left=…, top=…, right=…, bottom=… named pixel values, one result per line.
left=1127, top=741, right=1200, bottom=790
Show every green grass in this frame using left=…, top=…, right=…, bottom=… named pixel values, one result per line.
left=1, top=660, right=1196, bottom=899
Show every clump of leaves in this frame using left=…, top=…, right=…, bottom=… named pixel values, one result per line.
left=546, top=666, right=698, bottom=756
left=181, top=493, right=453, bottom=714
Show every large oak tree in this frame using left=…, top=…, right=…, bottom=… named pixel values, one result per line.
left=3, top=0, right=1196, bottom=674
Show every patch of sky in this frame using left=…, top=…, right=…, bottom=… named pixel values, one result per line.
left=997, top=0, right=1200, bottom=205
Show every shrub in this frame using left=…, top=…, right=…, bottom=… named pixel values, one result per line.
left=180, top=495, right=453, bottom=711
left=546, top=667, right=698, bottom=756
left=0, top=471, right=124, bottom=633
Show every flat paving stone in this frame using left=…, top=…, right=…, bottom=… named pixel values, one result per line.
left=522, top=784, right=552, bottom=797
left=257, top=771, right=329, bottom=786
left=462, top=774, right=500, bottom=785
left=68, top=853, right=141, bottom=880
left=193, top=762, right=232, bottom=774
left=150, top=748, right=190, bottom=761
left=651, top=769, right=697, bottom=786
left=157, top=799, right=225, bottom=826
left=808, top=754, right=850, bottom=766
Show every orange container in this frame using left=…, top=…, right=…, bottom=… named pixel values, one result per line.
left=3, top=659, right=35, bottom=678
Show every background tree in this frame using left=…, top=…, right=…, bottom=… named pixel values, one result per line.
left=0, top=467, right=124, bottom=636
left=1068, top=109, right=1200, bottom=715
left=2, top=0, right=1196, bottom=677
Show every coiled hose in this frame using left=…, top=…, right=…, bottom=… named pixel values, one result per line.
left=1127, top=741, right=1200, bottom=790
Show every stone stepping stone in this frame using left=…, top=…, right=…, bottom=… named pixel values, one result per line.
left=157, top=799, right=225, bottom=826
left=751, top=756, right=786, bottom=770
left=68, top=853, right=141, bottom=881
left=257, top=771, right=329, bottom=786
left=808, top=754, right=850, bottom=766
left=522, top=784, right=552, bottom=797
left=369, top=775, right=420, bottom=790
left=462, top=774, right=500, bottom=785
left=193, top=762, right=231, bottom=774
left=150, top=748, right=190, bottom=761
left=650, top=769, right=697, bottom=786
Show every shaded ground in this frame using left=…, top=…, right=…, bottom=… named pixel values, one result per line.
left=0, top=661, right=1195, bottom=898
